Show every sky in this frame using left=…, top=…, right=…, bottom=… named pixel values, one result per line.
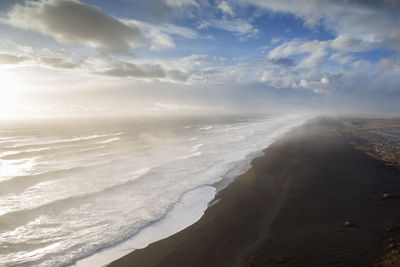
left=0, top=0, right=399, bottom=118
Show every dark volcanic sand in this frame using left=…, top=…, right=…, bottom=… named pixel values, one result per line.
left=109, top=119, right=400, bottom=267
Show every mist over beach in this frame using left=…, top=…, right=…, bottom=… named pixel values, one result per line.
left=0, top=0, right=400, bottom=266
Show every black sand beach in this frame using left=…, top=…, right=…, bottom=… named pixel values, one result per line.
left=109, top=118, right=400, bottom=267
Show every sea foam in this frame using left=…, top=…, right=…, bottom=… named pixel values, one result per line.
left=0, top=114, right=311, bottom=266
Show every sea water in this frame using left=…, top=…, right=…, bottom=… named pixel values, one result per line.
left=0, top=114, right=310, bottom=266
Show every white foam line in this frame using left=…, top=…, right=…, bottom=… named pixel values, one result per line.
left=200, top=126, right=213, bottom=130
left=0, top=147, right=53, bottom=158
left=73, top=186, right=216, bottom=267
left=100, top=137, right=121, bottom=144
left=6, top=133, right=123, bottom=148
left=190, top=143, right=203, bottom=152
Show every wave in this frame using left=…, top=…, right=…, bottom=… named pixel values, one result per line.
left=0, top=155, right=128, bottom=196
left=200, top=126, right=213, bottom=130
left=180, top=151, right=202, bottom=159
left=0, top=156, right=42, bottom=183
left=189, top=143, right=203, bottom=152
left=0, top=137, right=14, bottom=145
left=0, top=147, right=56, bottom=160
left=99, top=137, right=121, bottom=144
left=0, top=168, right=151, bottom=230
left=0, top=165, right=88, bottom=196
left=3, top=133, right=123, bottom=150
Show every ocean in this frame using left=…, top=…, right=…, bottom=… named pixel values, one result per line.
left=0, top=114, right=310, bottom=266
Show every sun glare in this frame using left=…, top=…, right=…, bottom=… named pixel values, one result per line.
left=0, top=71, right=25, bottom=119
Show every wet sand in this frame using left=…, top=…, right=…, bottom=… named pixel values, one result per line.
left=109, top=118, right=400, bottom=267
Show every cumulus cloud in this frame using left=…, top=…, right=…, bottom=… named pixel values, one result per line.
left=268, top=40, right=329, bottom=69
left=257, top=45, right=400, bottom=98
left=0, top=53, right=30, bottom=64
left=260, top=68, right=297, bottom=88
left=147, top=29, right=175, bottom=50
left=269, top=40, right=326, bottom=58
left=330, top=35, right=369, bottom=52
left=40, top=57, right=79, bottom=69
left=8, top=0, right=143, bottom=53
left=257, top=64, right=333, bottom=94
left=218, top=1, right=235, bottom=16
left=295, top=77, right=331, bottom=94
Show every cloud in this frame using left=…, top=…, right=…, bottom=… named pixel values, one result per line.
left=271, top=38, right=281, bottom=44
left=158, top=23, right=200, bottom=39
left=181, top=54, right=222, bottom=66
left=94, top=61, right=190, bottom=82
left=351, top=60, right=371, bottom=69
left=257, top=65, right=331, bottom=94
left=218, top=1, right=235, bottom=16
left=40, top=57, right=79, bottom=69
left=330, top=35, right=369, bottom=52
left=268, top=40, right=329, bottom=69
left=125, top=20, right=200, bottom=50
left=260, top=68, right=297, bottom=89
left=167, top=69, right=191, bottom=81
left=295, top=77, right=331, bottom=94
left=0, top=40, right=33, bottom=56
left=96, top=62, right=165, bottom=78
left=377, top=58, right=399, bottom=71
left=330, top=53, right=354, bottom=65
left=208, top=18, right=258, bottom=40
left=147, top=29, right=175, bottom=50
left=269, top=57, right=296, bottom=67
left=90, top=53, right=226, bottom=83
left=164, top=0, right=199, bottom=8
left=237, top=0, right=400, bottom=52
left=8, top=0, right=143, bottom=53
left=151, top=102, right=220, bottom=112
left=2, top=0, right=399, bottom=115
left=0, top=53, right=30, bottom=64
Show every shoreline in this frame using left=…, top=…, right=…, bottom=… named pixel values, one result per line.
left=109, top=118, right=400, bottom=266
left=74, top=117, right=308, bottom=267
left=73, top=186, right=216, bottom=267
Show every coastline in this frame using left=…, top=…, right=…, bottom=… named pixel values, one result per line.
left=109, top=118, right=400, bottom=266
